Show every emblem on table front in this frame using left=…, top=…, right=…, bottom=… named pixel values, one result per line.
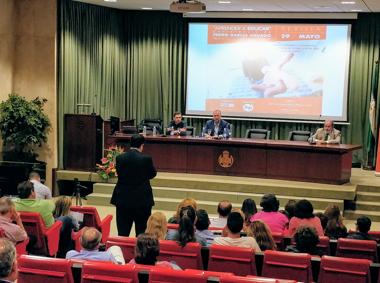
left=218, top=150, right=234, bottom=168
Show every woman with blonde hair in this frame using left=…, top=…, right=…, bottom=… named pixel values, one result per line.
left=145, top=212, right=168, bottom=240
left=53, top=196, right=79, bottom=231
left=324, top=204, right=347, bottom=239
left=168, top=198, right=197, bottom=224
left=247, top=220, right=277, bottom=251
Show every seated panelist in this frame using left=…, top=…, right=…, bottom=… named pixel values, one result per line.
left=167, top=112, right=187, bottom=136
left=203, top=109, right=230, bottom=139
left=309, top=119, right=341, bottom=144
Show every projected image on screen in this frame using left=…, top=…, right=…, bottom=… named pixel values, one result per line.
left=186, top=23, right=351, bottom=121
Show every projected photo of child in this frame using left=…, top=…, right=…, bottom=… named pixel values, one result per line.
left=241, top=53, right=322, bottom=98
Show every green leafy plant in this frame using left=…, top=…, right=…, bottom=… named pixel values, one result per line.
left=0, top=93, right=51, bottom=158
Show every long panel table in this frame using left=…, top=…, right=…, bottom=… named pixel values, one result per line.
left=110, top=134, right=361, bottom=184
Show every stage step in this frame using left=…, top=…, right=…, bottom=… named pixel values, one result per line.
left=355, top=201, right=380, bottom=212
left=344, top=210, right=380, bottom=222
left=356, top=192, right=380, bottom=202
left=87, top=184, right=343, bottom=211
left=87, top=192, right=326, bottom=215
left=56, top=170, right=356, bottom=201
left=356, top=184, right=380, bottom=193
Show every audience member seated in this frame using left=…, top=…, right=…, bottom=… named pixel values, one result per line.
left=324, top=204, right=347, bottom=239
left=0, top=197, right=27, bottom=244
left=250, top=194, right=288, bottom=233
left=241, top=198, right=257, bottom=228
left=210, top=200, right=232, bottom=228
left=168, top=198, right=197, bottom=224
left=53, top=196, right=80, bottom=231
left=66, top=227, right=125, bottom=264
left=15, top=181, right=74, bottom=256
left=129, top=233, right=181, bottom=270
left=15, top=181, right=55, bottom=227
left=53, top=196, right=80, bottom=257
left=145, top=212, right=168, bottom=241
left=288, top=199, right=324, bottom=237
left=247, top=220, right=276, bottom=251
left=282, top=199, right=297, bottom=220
left=286, top=226, right=321, bottom=256
left=347, top=216, right=374, bottom=240
left=0, top=238, right=17, bottom=283
left=214, top=212, right=261, bottom=252
left=195, top=209, right=217, bottom=246
left=29, top=171, right=52, bottom=200
left=314, top=212, right=328, bottom=231
left=166, top=206, right=206, bottom=246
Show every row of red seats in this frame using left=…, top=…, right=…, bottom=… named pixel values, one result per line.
left=10, top=206, right=112, bottom=256
left=16, top=254, right=373, bottom=283
left=106, top=235, right=379, bottom=268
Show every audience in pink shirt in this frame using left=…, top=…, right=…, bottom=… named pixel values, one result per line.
left=288, top=199, right=324, bottom=237
left=250, top=194, right=289, bottom=234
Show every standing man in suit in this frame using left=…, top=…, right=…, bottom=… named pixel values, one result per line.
left=310, top=119, right=341, bottom=144
left=203, top=109, right=230, bottom=138
left=111, top=134, right=157, bottom=236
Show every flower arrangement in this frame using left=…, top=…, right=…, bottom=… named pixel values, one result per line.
left=96, top=146, right=124, bottom=180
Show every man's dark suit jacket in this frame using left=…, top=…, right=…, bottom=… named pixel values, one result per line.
left=204, top=119, right=230, bottom=136
left=111, top=149, right=157, bottom=209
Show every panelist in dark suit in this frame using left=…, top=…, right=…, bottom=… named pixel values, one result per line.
left=167, top=111, right=187, bottom=136
left=111, top=134, right=157, bottom=236
left=203, top=109, right=230, bottom=138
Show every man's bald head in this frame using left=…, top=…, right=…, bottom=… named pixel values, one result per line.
left=217, top=200, right=232, bottom=217
left=80, top=227, right=102, bottom=250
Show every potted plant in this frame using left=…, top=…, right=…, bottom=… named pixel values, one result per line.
left=0, top=93, right=51, bottom=162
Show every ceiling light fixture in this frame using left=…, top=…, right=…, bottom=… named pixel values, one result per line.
left=341, top=1, right=356, bottom=4
left=104, top=0, right=117, bottom=2
left=350, top=9, right=362, bottom=11
left=218, top=1, right=232, bottom=4
left=141, top=7, right=152, bottom=10
left=242, top=8, right=254, bottom=11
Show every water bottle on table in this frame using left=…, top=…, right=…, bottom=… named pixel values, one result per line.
left=143, top=125, right=147, bottom=136
left=153, top=126, right=157, bottom=136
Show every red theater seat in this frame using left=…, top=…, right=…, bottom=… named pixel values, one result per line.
left=208, top=244, right=257, bottom=276
left=81, top=260, right=136, bottom=283
left=18, top=255, right=74, bottom=283
left=148, top=268, right=207, bottom=283
left=336, top=238, right=377, bottom=262
left=106, top=236, right=137, bottom=262
left=158, top=240, right=202, bottom=270
left=271, top=232, right=284, bottom=250
left=369, top=231, right=380, bottom=242
left=318, top=255, right=371, bottom=283
left=261, top=250, right=312, bottom=282
left=317, top=236, right=330, bottom=255
left=19, top=212, right=62, bottom=256
left=221, top=274, right=295, bottom=283
left=70, top=206, right=112, bottom=243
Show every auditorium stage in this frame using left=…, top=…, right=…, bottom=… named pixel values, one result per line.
left=56, top=168, right=380, bottom=223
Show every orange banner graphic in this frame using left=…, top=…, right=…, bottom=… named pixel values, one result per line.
left=208, top=24, right=327, bottom=44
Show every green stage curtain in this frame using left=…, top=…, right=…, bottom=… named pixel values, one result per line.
left=58, top=0, right=127, bottom=167
left=58, top=0, right=380, bottom=166
left=347, top=14, right=380, bottom=164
